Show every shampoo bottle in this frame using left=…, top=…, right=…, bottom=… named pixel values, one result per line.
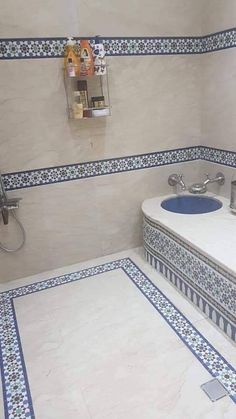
left=64, top=37, right=80, bottom=77
left=80, top=40, right=94, bottom=76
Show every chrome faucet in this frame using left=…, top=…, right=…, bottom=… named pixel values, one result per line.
left=189, top=172, right=225, bottom=194
left=0, top=172, right=21, bottom=225
left=168, top=174, right=186, bottom=191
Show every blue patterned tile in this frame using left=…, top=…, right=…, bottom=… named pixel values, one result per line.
left=2, top=147, right=200, bottom=191
left=2, top=145, right=236, bottom=192
left=143, top=216, right=236, bottom=341
left=200, top=146, right=236, bottom=167
left=0, top=29, right=235, bottom=60
left=0, top=257, right=236, bottom=418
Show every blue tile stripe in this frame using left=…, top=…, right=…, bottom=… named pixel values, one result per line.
left=2, top=146, right=236, bottom=191
left=2, top=146, right=200, bottom=191
left=0, top=258, right=236, bottom=418
left=0, top=28, right=235, bottom=59
left=200, top=146, right=236, bottom=167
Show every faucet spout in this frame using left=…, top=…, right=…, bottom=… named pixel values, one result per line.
left=178, top=175, right=186, bottom=191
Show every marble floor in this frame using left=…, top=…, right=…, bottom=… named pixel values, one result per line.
left=0, top=248, right=236, bottom=419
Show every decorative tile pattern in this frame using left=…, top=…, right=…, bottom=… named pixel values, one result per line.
left=200, top=146, right=236, bottom=167
left=143, top=216, right=236, bottom=341
left=2, top=146, right=200, bottom=191
left=0, top=28, right=235, bottom=60
left=203, top=29, right=236, bottom=53
left=2, top=146, right=236, bottom=192
left=0, top=258, right=236, bottom=418
left=145, top=248, right=236, bottom=342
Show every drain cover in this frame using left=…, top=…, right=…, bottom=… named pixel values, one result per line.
left=201, top=379, right=228, bottom=402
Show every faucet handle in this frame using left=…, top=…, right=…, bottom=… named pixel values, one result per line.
left=168, top=174, right=179, bottom=186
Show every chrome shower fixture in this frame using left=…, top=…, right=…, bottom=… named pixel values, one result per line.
left=0, top=171, right=25, bottom=252
left=0, top=172, right=21, bottom=224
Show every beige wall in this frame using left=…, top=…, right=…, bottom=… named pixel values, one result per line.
left=201, top=2, right=236, bottom=186
left=0, top=162, right=201, bottom=282
left=202, top=0, right=236, bottom=33
left=0, top=52, right=201, bottom=281
left=201, top=0, right=236, bottom=152
left=78, top=0, right=203, bottom=36
left=0, top=0, right=203, bottom=38
left=201, top=49, right=236, bottom=152
left=0, top=1, right=235, bottom=282
left=0, top=55, right=201, bottom=173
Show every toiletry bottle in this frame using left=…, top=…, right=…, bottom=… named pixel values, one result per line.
left=67, top=58, right=76, bottom=77
left=80, top=40, right=94, bottom=76
left=72, top=91, right=83, bottom=119
left=91, top=96, right=105, bottom=108
left=77, top=80, right=89, bottom=108
left=73, top=103, right=84, bottom=119
left=93, top=37, right=107, bottom=75
left=64, top=37, right=80, bottom=77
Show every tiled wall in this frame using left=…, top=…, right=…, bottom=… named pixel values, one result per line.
left=201, top=1, right=236, bottom=190
left=0, top=1, right=235, bottom=282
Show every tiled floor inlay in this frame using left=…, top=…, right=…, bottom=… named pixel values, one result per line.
left=0, top=257, right=236, bottom=418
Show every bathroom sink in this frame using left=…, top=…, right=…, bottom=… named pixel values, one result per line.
left=161, top=195, right=222, bottom=214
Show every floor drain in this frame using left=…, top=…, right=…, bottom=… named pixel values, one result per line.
left=201, top=378, right=229, bottom=402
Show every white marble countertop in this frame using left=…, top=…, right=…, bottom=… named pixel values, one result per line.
left=142, top=192, right=236, bottom=276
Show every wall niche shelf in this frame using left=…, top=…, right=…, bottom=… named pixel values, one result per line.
left=64, top=65, right=111, bottom=120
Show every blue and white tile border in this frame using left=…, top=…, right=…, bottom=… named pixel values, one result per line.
left=0, top=28, right=235, bottom=59
left=201, top=146, right=236, bottom=167
left=0, top=257, right=236, bottom=418
left=2, top=146, right=200, bottom=191
left=2, top=146, right=236, bottom=192
left=143, top=216, right=236, bottom=342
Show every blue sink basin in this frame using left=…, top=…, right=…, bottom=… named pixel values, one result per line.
left=161, top=195, right=222, bottom=214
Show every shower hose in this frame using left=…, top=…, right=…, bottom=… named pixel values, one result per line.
left=0, top=210, right=26, bottom=252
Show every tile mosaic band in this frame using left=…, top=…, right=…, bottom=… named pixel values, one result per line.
left=0, top=258, right=236, bottom=418
left=145, top=247, right=236, bottom=342
left=2, top=146, right=236, bottom=191
left=0, top=28, right=235, bottom=59
left=201, top=146, right=236, bottom=167
left=143, top=216, right=236, bottom=341
left=2, top=146, right=200, bottom=191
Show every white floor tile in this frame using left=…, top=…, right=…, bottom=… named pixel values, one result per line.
left=1, top=248, right=236, bottom=418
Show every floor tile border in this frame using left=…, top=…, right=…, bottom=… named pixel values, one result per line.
left=0, top=257, right=236, bottom=418
left=0, top=28, right=235, bottom=59
left=2, top=146, right=236, bottom=192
